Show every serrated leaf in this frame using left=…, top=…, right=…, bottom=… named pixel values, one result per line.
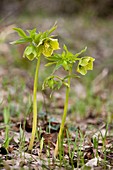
left=13, top=28, right=27, bottom=38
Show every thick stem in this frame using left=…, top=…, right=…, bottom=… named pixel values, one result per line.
left=28, top=56, right=41, bottom=151
left=54, top=67, right=72, bottom=157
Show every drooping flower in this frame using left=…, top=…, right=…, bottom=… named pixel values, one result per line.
left=37, top=38, right=60, bottom=57
left=77, top=56, right=95, bottom=75
left=23, top=45, right=37, bottom=60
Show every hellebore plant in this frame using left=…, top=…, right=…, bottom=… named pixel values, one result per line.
left=11, top=24, right=60, bottom=151
left=42, top=45, right=95, bottom=157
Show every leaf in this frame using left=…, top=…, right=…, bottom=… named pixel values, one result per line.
left=56, top=81, right=62, bottom=89
left=63, top=82, right=70, bottom=87
left=53, top=60, right=63, bottom=73
left=45, top=62, right=57, bottom=67
left=10, top=37, right=31, bottom=45
left=27, top=28, right=36, bottom=39
left=63, top=74, right=80, bottom=80
left=74, top=46, right=87, bottom=58
left=34, top=32, right=42, bottom=44
left=62, top=60, right=69, bottom=70
left=13, top=28, right=27, bottom=38
left=63, top=44, right=68, bottom=53
left=45, top=54, right=61, bottom=62
left=50, top=38, right=60, bottom=50
left=48, top=22, right=57, bottom=35
left=39, top=137, right=44, bottom=155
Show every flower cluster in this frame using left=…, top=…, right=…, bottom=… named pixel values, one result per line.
left=11, top=25, right=59, bottom=60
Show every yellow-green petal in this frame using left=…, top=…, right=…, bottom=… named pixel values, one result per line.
left=49, top=38, right=60, bottom=50
left=77, top=65, right=87, bottom=75
left=23, top=45, right=37, bottom=60
left=43, top=46, right=53, bottom=57
left=36, top=45, right=43, bottom=59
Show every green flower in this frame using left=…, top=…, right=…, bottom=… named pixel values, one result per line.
left=23, top=45, right=37, bottom=60
left=77, top=56, right=95, bottom=75
left=37, top=38, right=60, bottom=57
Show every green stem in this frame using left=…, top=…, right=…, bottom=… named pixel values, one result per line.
left=54, top=67, right=72, bottom=157
left=28, top=56, right=41, bottom=151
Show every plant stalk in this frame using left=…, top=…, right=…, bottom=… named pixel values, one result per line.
left=54, top=67, right=72, bottom=157
left=28, top=56, right=41, bottom=151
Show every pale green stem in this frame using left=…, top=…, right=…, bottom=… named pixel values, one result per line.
left=28, top=56, right=41, bottom=151
left=54, top=67, right=72, bottom=157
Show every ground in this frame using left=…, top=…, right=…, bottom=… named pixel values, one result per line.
left=0, top=13, right=113, bottom=169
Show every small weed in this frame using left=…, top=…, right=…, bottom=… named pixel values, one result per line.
left=3, top=107, right=12, bottom=151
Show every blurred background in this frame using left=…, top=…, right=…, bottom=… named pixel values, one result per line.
left=0, top=0, right=113, bottom=118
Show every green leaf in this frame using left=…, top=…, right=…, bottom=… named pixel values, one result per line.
left=13, top=28, right=27, bottom=38
left=74, top=46, right=87, bottom=58
left=48, top=22, right=57, bottom=35
left=63, top=82, right=70, bottom=87
left=45, top=62, right=57, bottom=67
left=10, top=37, right=31, bottom=45
left=57, top=81, right=62, bottom=89
left=62, top=61, right=69, bottom=70
left=53, top=60, right=63, bottom=73
left=63, top=45, right=73, bottom=57
left=34, top=32, right=42, bottom=44
left=27, top=28, right=36, bottom=39
left=63, top=44, right=68, bottom=53
left=63, top=74, right=80, bottom=80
